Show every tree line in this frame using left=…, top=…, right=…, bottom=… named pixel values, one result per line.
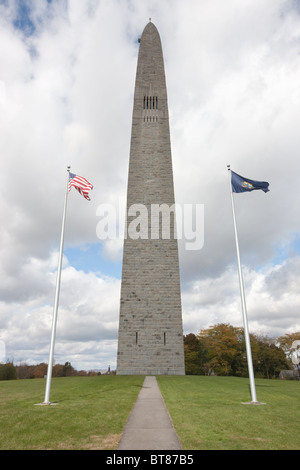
left=184, top=323, right=300, bottom=378
left=0, top=361, right=103, bottom=381
left=1, top=323, right=299, bottom=380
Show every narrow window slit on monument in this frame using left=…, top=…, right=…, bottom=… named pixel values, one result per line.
left=164, top=332, right=166, bottom=345
left=136, top=332, right=138, bottom=345
left=143, top=96, right=159, bottom=111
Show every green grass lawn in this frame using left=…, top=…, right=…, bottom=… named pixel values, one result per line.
left=0, top=375, right=299, bottom=450
left=0, top=375, right=144, bottom=450
left=157, top=375, right=300, bottom=450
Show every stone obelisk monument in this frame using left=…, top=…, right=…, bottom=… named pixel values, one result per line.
left=116, top=21, right=185, bottom=375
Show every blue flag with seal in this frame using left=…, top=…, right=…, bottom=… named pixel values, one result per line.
left=231, top=171, right=269, bottom=193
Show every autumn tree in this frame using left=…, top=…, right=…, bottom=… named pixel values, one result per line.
left=184, top=324, right=290, bottom=378
left=34, top=363, right=48, bottom=378
left=16, top=363, right=35, bottom=379
left=198, top=324, right=246, bottom=376
left=250, top=336, right=289, bottom=378
left=63, top=361, right=74, bottom=377
left=0, top=361, right=17, bottom=380
left=52, top=363, right=64, bottom=377
left=184, top=333, right=207, bottom=375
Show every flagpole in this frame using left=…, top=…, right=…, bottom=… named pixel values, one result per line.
left=43, top=166, right=70, bottom=404
left=227, top=165, right=258, bottom=404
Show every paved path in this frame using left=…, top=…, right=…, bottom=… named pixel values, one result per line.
left=117, top=376, right=182, bottom=450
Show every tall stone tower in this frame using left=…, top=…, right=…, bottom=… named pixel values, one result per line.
left=116, top=21, right=185, bottom=375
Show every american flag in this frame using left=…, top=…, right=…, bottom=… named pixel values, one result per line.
left=68, top=172, right=93, bottom=201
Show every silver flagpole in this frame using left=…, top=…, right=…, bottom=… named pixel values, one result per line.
left=227, top=165, right=258, bottom=404
left=43, top=166, right=71, bottom=405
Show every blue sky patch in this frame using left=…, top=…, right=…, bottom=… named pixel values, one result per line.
left=64, top=244, right=122, bottom=279
left=13, top=1, right=36, bottom=36
left=271, top=233, right=300, bottom=266
left=2, top=0, right=54, bottom=37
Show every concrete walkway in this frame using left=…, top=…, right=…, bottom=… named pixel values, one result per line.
left=117, top=376, right=182, bottom=450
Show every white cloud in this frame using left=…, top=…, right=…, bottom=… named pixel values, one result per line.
left=182, top=257, right=300, bottom=339
left=1, top=0, right=300, bottom=370
left=2, top=250, right=120, bottom=370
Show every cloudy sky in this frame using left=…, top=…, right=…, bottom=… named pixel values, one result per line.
left=1, top=0, right=300, bottom=372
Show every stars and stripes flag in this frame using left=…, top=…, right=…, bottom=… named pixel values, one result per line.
left=68, top=172, right=93, bottom=201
